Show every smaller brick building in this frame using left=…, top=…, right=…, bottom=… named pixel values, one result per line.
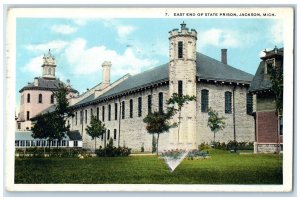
left=249, top=47, right=283, bottom=153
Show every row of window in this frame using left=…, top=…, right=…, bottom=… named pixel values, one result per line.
left=74, top=93, right=164, bottom=125
left=23, top=93, right=55, bottom=104
left=15, top=140, right=78, bottom=147
left=100, top=129, right=118, bottom=141
left=201, top=89, right=253, bottom=114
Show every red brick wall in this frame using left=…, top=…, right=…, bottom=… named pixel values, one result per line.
left=256, top=111, right=283, bottom=143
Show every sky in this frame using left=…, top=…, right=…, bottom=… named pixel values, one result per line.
left=16, top=18, right=283, bottom=112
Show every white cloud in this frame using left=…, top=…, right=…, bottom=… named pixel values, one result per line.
left=116, top=25, right=135, bottom=39
left=198, top=29, right=240, bottom=49
left=72, top=19, right=88, bottom=26
left=269, top=20, right=283, bottom=45
left=51, top=24, right=77, bottom=35
left=64, top=38, right=158, bottom=77
left=22, top=55, right=43, bottom=75
left=25, top=40, right=68, bottom=53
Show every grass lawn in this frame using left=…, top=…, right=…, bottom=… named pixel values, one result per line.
left=15, top=150, right=283, bottom=184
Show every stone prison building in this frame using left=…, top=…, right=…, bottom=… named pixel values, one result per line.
left=17, top=22, right=257, bottom=152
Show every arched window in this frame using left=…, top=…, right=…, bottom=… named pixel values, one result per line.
left=50, top=94, right=54, bottom=104
left=178, top=41, right=183, bottom=58
left=201, top=89, right=209, bottom=112
left=225, top=91, right=232, bottom=114
left=26, top=111, right=30, bottom=120
left=27, top=93, right=30, bottom=103
left=38, top=94, right=43, bottom=103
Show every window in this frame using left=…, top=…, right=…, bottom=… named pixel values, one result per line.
left=107, top=130, right=110, bottom=140
left=85, top=110, right=87, bottom=123
left=114, top=129, right=117, bottom=140
left=114, top=103, right=118, bottom=120
left=90, top=108, right=93, bottom=118
left=75, top=112, right=77, bottom=125
left=130, top=99, right=133, bottom=118
left=101, top=134, right=104, bottom=141
left=246, top=94, right=253, bottom=115
left=122, top=101, right=125, bottom=119
left=27, top=93, right=30, bottom=103
left=80, top=111, right=83, bottom=124
left=62, top=140, right=66, bottom=147
left=108, top=104, right=111, bottom=121
left=225, top=91, right=232, bottom=114
left=102, top=106, right=105, bottom=121
left=74, top=141, right=78, bottom=147
left=31, top=141, right=36, bottom=147
left=17, top=123, right=21, bottom=129
left=265, top=58, right=275, bottom=74
left=50, top=94, right=54, bottom=104
left=37, top=141, right=41, bottom=147
left=138, top=97, right=142, bottom=117
left=38, top=94, right=43, bottom=103
left=148, top=95, right=152, bottom=114
left=97, top=107, right=99, bottom=120
left=201, top=89, right=209, bottom=112
left=178, top=41, right=183, bottom=58
left=26, top=111, right=30, bottom=120
left=159, top=92, right=164, bottom=113
left=178, top=80, right=183, bottom=96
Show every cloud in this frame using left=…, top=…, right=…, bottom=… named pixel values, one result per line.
left=198, top=29, right=240, bottom=49
left=64, top=38, right=158, bottom=77
left=25, top=40, right=68, bottom=53
left=116, top=25, right=135, bottom=39
left=269, top=20, right=283, bottom=45
left=50, top=24, right=77, bottom=35
left=21, top=55, right=43, bottom=75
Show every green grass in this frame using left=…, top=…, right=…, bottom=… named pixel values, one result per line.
left=15, top=149, right=283, bottom=184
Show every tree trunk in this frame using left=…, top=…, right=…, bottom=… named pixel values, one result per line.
left=177, top=110, right=181, bottom=143
left=214, top=131, right=216, bottom=143
left=156, top=133, right=160, bottom=156
left=94, top=138, right=97, bottom=154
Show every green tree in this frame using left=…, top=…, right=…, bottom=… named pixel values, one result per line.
left=86, top=115, right=106, bottom=153
left=143, top=108, right=176, bottom=155
left=166, top=93, right=196, bottom=143
left=207, top=108, right=226, bottom=143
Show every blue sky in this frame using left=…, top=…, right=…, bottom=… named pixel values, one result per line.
left=16, top=18, right=283, bottom=110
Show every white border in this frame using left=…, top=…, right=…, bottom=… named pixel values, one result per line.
left=4, top=7, right=294, bottom=192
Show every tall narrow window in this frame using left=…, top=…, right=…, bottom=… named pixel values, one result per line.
left=108, top=104, right=111, bottom=121
left=225, top=91, right=232, bottom=114
left=27, top=93, right=30, bottom=103
left=85, top=110, right=87, bottom=123
left=102, top=106, right=105, bottom=121
left=138, top=97, right=142, bottom=117
left=129, top=99, right=133, bottom=118
left=201, top=89, right=209, bottom=112
left=38, top=94, right=43, bottom=103
left=107, top=130, right=110, bottom=140
left=148, top=95, right=152, bottom=114
left=280, top=117, right=283, bottom=135
left=178, top=80, right=183, bottom=96
left=26, top=111, right=30, bottom=120
left=80, top=111, right=83, bottom=124
left=96, top=107, right=99, bottom=120
left=50, top=94, right=54, bottom=104
left=75, top=112, right=77, bottom=125
left=159, top=92, right=164, bottom=113
left=178, top=41, right=183, bottom=58
left=122, top=101, right=125, bottom=119
left=114, top=129, right=117, bottom=140
left=90, top=108, right=93, bottom=118
left=246, top=94, right=253, bottom=115
left=114, top=103, right=118, bottom=120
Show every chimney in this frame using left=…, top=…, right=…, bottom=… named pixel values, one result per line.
left=221, top=49, right=227, bottom=65
left=34, top=77, right=39, bottom=86
left=102, top=61, right=111, bottom=88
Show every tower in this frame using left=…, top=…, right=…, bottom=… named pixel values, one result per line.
left=102, top=61, right=111, bottom=89
left=168, top=22, right=197, bottom=148
left=42, top=49, right=56, bottom=79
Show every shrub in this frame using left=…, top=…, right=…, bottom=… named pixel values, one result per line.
left=210, top=141, right=254, bottom=151
left=96, top=145, right=131, bottom=157
left=198, top=142, right=211, bottom=151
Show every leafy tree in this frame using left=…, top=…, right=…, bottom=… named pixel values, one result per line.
left=143, top=108, right=176, bottom=155
left=32, top=83, right=73, bottom=154
left=207, top=108, right=226, bottom=143
left=86, top=115, right=106, bottom=153
left=167, top=93, right=196, bottom=143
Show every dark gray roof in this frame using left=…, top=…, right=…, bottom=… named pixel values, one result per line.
left=248, top=61, right=272, bottom=92
left=72, top=52, right=253, bottom=107
left=15, top=131, right=82, bottom=141
left=31, top=104, right=57, bottom=120
left=19, top=77, right=78, bottom=93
